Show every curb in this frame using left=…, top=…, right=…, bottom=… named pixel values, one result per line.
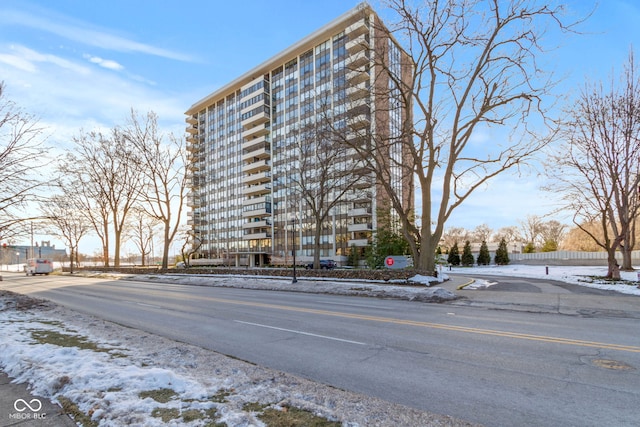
left=456, top=279, right=475, bottom=290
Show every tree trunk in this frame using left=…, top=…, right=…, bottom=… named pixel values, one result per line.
left=161, top=221, right=171, bottom=269
left=114, top=229, right=121, bottom=268
left=606, top=251, right=620, bottom=279
left=102, top=218, right=110, bottom=267
left=69, top=248, right=75, bottom=274
left=312, top=224, right=322, bottom=269
left=621, top=247, right=633, bottom=271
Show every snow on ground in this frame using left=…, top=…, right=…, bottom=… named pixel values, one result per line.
left=129, top=273, right=458, bottom=302
left=0, top=291, right=475, bottom=427
left=447, top=264, right=640, bottom=295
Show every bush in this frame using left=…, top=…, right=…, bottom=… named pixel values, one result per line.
left=448, top=242, right=461, bottom=266
left=461, top=241, right=474, bottom=266
left=494, top=238, right=510, bottom=265
left=477, top=240, right=491, bottom=265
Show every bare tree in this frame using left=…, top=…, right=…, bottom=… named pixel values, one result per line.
left=128, top=209, right=159, bottom=267
left=290, top=101, right=370, bottom=269
left=178, top=226, right=202, bottom=268
left=539, top=220, right=566, bottom=251
left=347, top=1, right=578, bottom=272
left=494, top=226, right=522, bottom=246
left=63, top=127, right=142, bottom=267
left=472, top=224, right=493, bottom=244
left=439, top=227, right=469, bottom=252
left=124, top=110, right=187, bottom=269
left=562, top=221, right=604, bottom=251
left=548, top=51, right=640, bottom=277
left=40, top=193, right=90, bottom=274
left=0, top=82, right=47, bottom=240
left=58, top=157, right=110, bottom=266
left=519, top=214, right=544, bottom=250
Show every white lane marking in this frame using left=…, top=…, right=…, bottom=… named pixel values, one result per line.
left=314, top=301, right=393, bottom=310
left=234, top=320, right=367, bottom=346
left=124, top=301, right=162, bottom=308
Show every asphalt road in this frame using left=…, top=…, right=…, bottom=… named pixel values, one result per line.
left=3, top=273, right=640, bottom=427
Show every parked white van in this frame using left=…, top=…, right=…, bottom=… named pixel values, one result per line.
left=26, top=258, right=54, bottom=276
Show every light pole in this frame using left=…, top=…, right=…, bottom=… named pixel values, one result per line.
left=291, top=216, right=297, bottom=284
left=15, top=252, right=20, bottom=272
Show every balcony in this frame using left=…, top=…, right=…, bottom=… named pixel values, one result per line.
left=242, top=144, right=270, bottom=161
left=347, top=81, right=369, bottom=100
left=348, top=223, right=373, bottom=232
left=242, top=134, right=269, bottom=152
left=348, top=207, right=372, bottom=217
left=242, top=219, right=271, bottom=229
left=243, top=159, right=270, bottom=174
left=241, top=106, right=270, bottom=129
left=242, top=231, right=272, bottom=241
left=348, top=111, right=371, bottom=131
left=347, top=190, right=373, bottom=202
left=241, top=97, right=266, bottom=116
left=346, top=19, right=368, bottom=38
left=242, top=183, right=271, bottom=197
left=186, top=115, right=198, bottom=125
left=347, top=69, right=369, bottom=85
left=186, top=141, right=200, bottom=152
left=243, top=123, right=270, bottom=140
left=346, top=33, right=369, bottom=55
left=242, top=170, right=271, bottom=185
left=242, top=207, right=271, bottom=218
left=186, top=124, right=198, bottom=134
left=243, top=195, right=269, bottom=206
left=345, top=50, right=369, bottom=70
left=186, top=197, right=202, bottom=208
left=348, top=238, right=370, bottom=247
left=187, top=162, right=201, bottom=172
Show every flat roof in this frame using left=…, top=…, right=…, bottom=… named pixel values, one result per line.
left=185, top=2, right=372, bottom=115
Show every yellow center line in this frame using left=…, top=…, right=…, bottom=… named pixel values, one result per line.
left=208, top=296, right=640, bottom=353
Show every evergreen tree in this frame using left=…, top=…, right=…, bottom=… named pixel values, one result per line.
left=494, top=238, right=510, bottom=265
left=365, top=216, right=410, bottom=269
left=461, top=241, right=474, bottom=266
left=447, top=242, right=461, bottom=266
left=347, top=244, right=361, bottom=267
left=477, top=240, right=491, bottom=265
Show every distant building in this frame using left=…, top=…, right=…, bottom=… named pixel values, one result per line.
left=1, top=241, right=67, bottom=266
left=185, top=3, right=414, bottom=267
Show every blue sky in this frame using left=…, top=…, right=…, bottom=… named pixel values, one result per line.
left=1, top=0, right=639, bottom=252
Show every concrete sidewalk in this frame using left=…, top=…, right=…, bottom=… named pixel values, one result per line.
left=0, top=372, right=75, bottom=427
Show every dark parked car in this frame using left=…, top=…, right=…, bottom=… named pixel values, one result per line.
left=305, top=259, right=337, bottom=270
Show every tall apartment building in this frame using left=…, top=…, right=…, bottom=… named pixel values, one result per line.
left=185, top=3, right=413, bottom=267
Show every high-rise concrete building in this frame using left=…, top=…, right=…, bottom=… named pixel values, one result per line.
left=185, top=3, right=413, bottom=267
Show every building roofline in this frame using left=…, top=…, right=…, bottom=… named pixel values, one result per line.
left=185, top=2, right=373, bottom=115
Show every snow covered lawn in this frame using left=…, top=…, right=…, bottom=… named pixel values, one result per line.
left=448, top=264, right=640, bottom=295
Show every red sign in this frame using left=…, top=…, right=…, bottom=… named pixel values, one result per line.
left=385, top=257, right=394, bottom=266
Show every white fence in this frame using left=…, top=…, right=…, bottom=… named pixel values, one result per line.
left=510, top=250, right=640, bottom=266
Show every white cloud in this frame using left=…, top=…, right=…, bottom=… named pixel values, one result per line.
left=0, top=7, right=193, bottom=62
left=0, top=44, right=91, bottom=75
left=83, top=54, right=124, bottom=71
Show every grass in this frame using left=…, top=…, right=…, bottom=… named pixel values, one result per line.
left=257, top=405, right=341, bottom=427
left=139, top=388, right=177, bottom=403
left=58, top=396, right=98, bottom=427
left=211, top=388, right=233, bottom=403
left=28, top=323, right=127, bottom=358
left=151, top=407, right=180, bottom=422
